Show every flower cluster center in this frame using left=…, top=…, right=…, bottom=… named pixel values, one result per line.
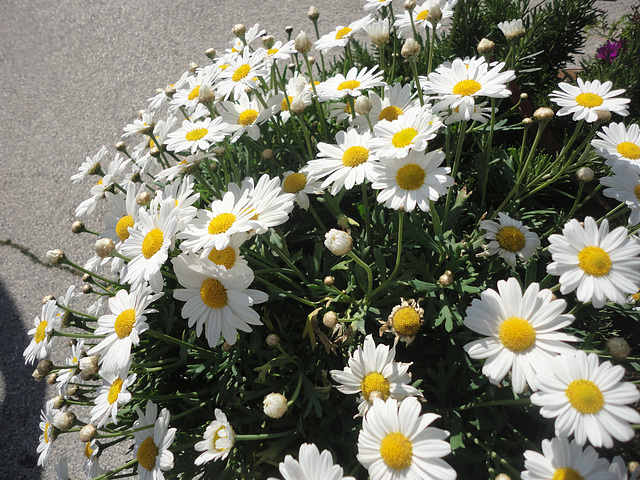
left=617, top=141, right=640, bottom=160
left=283, top=172, right=307, bottom=193
left=379, top=105, right=403, bottom=122
left=453, top=79, right=482, bottom=96
left=396, top=163, right=426, bottom=191
left=575, top=92, right=603, bottom=108
left=232, top=64, right=251, bottom=82
left=361, top=372, right=390, bottom=402
left=392, top=306, right=422, bottom=336
left=337, top=80, right=361, bottom=91
left=495, top=226, right=526, bottom=252
left=578, top=246, right=611, bottom=277
left=116, top=215, right=134, bottom=242
left=208, top=213, right=237, bottom=235
left=565, top=379, right=604, bottom=414
left=142, top=228, right=164, bottom=259
left=108, top=378, right=124, bottom=404
left=238, top=109, right=259, bottom=126
left=392, top=127, right=418, bottom=148
left=342, top=146, right=370, bottom=167
left=499, top=317, right=536, bottom=352
left=552, top=467, right=585, bottom=480
left=380, top=432, right=413, bottom=471
left=208, top=246, right=237, bottom=270
left=137, top=436, right=159, bottom=471
left=200, top=278, right=228, bottom=309
left=114, top=308, right=136, bottom=339
left=185, top=128, right=209, bottom=142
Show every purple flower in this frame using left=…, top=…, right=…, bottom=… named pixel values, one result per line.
left=596, top=38, right=626, bottom=63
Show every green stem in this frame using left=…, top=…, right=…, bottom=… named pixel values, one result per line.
left=370, top=211, right=404, bottom=300
left=348, top=250, right=373, bottom=300
left=60, top=258, right=119, bottom=285
left=57, top=305, right=98, bottom=321
left=235, top=429, right=298, bottom=441
left=88, top=459, right=138, bottom=480
left=409, top=59, right=424, bottom=106
left=442, top=121, right=467, bottom=225
left=458, top=398, right=530, bottom=411
left=145, top=329, right=213, bottom=356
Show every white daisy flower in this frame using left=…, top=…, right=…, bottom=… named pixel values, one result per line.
left=421, top=56, right=515, bottom=121
left=394, top=0, right=458, bottom=39
left=357, top=397, right=456, bottom=480
left=600, top=163, right=640, bottom=225
left=170, top=68, right=218, bottom=113
left=609, top=455, right=638, bottom=480
left=83, top=439, right=103, bottom=479
left=225, top=23, right=266, bottom=55
left=75, top=153, right=130, bottom=217
left=463, top=278, right=579, bottom=393
left=531, top=350, right=640, bottom=448
left=306, top=128, right=379, bottom=195
left=521, top=436, right=615, bottom=480
left=279, top=74, right=312, bottom=123
left=54, top=457, right=70, bottom=480
left=443, top=100, right=493, bottom=125
left=90, top=370, right=137, bottom=427
left=363, top=17, right=390, bottom=46
left=350, top=83, right=417, bottom=133
left=148, top=71, right=189, bottom=112
left=370, top=106, right=443, bottom=159
left=550, top=78, right=630, bottom=123
left=24, top=300, right=61, bottom=364
left=592, top=122, right=640, bottom=168
left=219, top=91, right=281, bottom=142
left=216, top=48, right=268, bottom=100
left=194, top=408, right=235, bottom=465
left=547, top=217, right=640, bottom=308
left=71, top=145, right=107, bottom=183
left=121, top=196, right=179, bottom=293
left=165, top=117, right=232, bottom=154
left=133, top=401, right=176, bottom=480
left=88, top=283, right=162, bottom=374
left=173, top=254, right=268, bottom=347
left=479, top=212, right=540, bottom=266
left=498, top=19, right=526, bottom=41
left=55, top=340, right=85, bottom=395
left=281, top=168, right=324, bottom=210
left=267, top=443, right=355, bottom=480
left=37, top=399, right=59, bottom=466
left=363, top=0, right=393, bottom=13
left=315, top=16, right=372, bottom=54
left=122, top=111, right=154, bottom=138
left=329, top=334, right=423, bottom=417
left=202, top=234, right=252, bottom=277
left=263, top=40, right=296, bottom=67
left=327, top=101, right=356, bottom=123
left=316, top=66, right=386, bottom=102
left=155, top=151, right=214, bottom=183
left=160, top=174, right=200, bottom=231
left=371, top=148, right=453, bottom=212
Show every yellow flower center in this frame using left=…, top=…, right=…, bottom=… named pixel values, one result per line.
left=185, top=128, right=209, bottom=142
left=344, top=103, right=352, bottom=114
left=200, top=278, right=228, bottom=309
left=552, top=468, right=584, bottom=480
left=395, top=163, right=426, bottom=191
left=392, top=307, right=421, bottom=336
left=452, top=79, right=482, bottom=96
left=575, top=92, right=603, bottom=108
left=617, top=141, right=640, bottom=160
left=342, top=146, right=370, bottom=167
left=84, top=441, right=94, bottom=459
left=337, top=80, right=361, bottom=91
left=114, top=309, right=136, bottom=339
left=361, top=372, right=390, bottom=402
left=283, top=172, right=307, bottom=193
left=565, top=379, right=604, bottom=414
left=495, top=226, right=526, bottom=252
left=208, top=213, right=236, bottom=235
left=44, top=422, right=52, bottom=443
left=96, top=179, right=103, bottom=186
left=391, top=128, right=418, bottom=148
left=281, top=96, right=294, bottom=111
left=141, top=228, right=164, bottom=259
left=35, top=320, right=48, bottom=343
left=634, top=185, right=640, bottom=201
left=335, top=27, right=352, bottom=40
left=208, top=246, right=237, bottom=269
left=188, top=85, right=201, bottom=101
left=116, top=215, right=134, bottom=242
left=219, top=64, right=229, bottom=71
left=267, top=48, right=279, bottom=56
left=416, top=9, right=429, bottom=21
left=379, top=105, right=404, bottom=122
left=578, top=246, right=611, bottom=277
left=238, top=109, right=259, bottom=126
left=499, top=317, right=536, bottom=352
left=137, top=436, right=159, bottom=472
left=232, top=64, right=251, bottom=82
left=380, top=432, right=413, bottom=471
left=108, top=378, right=124, bottom=404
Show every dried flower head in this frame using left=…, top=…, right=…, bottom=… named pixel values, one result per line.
left=381, top=298, right=424, bottom=344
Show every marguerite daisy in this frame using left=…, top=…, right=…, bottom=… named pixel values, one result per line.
left=315, top=16, right=372, bottom=54
left=281, top=168, right=324, bottom=210
left=55, top=340, right=85, bottom=395
left=550, top=78, right=630, bottom=123
left=133, top=401, right=176, bottom=480
left=479, top=212, right=540, bottom=266
left=600, top=163, right=640, bottom=225
left=394, top=0, right=458, bottom=39
left=165, top=117, right=231, bottom=154
left=592, top=122, right=640, bottom=168
left=37, top=399, right=59, bottom=466
left=279, top=74, right=312, bottom=123
left=24, top=299, right=61, bottom=364
left=498, top=19, right=526, bottom=41
left=316, top=66, right=386, bottom=102
left=90, top=370, right=137, bottom=427
left=71, top=145, right=107, bottom=183
left=351, top=83, right=417, bottom=133
left=122, top=111, right=154, bottom=138
left=219, top=91, right=281, bottom=143
left=194, top=408, right=235, bottom=465
left=267, top=443, right=355, bottom=480
left=216, top=48, right=268, bottom=100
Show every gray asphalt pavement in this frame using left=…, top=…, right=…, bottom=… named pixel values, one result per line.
left=0, top=0, right=634, bottom=479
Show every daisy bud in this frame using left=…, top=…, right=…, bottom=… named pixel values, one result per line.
left=401, top=38, right=421, bottom=59
left=164, top=85, right=176, bottom=97
left=324, top=229, right=352, bottom=256
left=32, top=369, right=45, bottom=381
left=66, top=384, right=78, bottom=396
left=42, top=294, right=56, bottom=305
left=94, top=238, right=115, bottom=258
left=262, top=149, right=274, bottom=160
left=232, top=24, right=246, bottom=37
left=576, top=166, right=594, bottom=182
left=522, top=117, right=533, bottom=126
left=82, top=284, right=93, bottom=294
left=629, top=462, right=639, bottom=475
left=439, top=271, right=454, bottom=287
left=295, top=31, right=312, bottom=54
left=427, top=5, right=442, bottom=24
left=115, top=141, right=127, bottom=152
left=82, top=273, right=94, bottom=284
left=477, top=38, right=495, bottom=55
left=495, top=475, right=511, bottom=480
left=47, top=249, right=65, bottom=265
left=198, top=84, right=215, bottom=104
left=262, top=35, right=275, bottom=49
left=266, top=333, right=280, bottom=347
left=404, top=0, right=417, bottom=10
left=288, top=63, right=296, bottom=73
left=53, top=411, right=76, bottom=431
left=606, top=336, right=630, bottom=359
left=355, top=96, right=373, bottom=115
left=290, top=97, right=307, bottom=114
left=205, top=47, right=216, bottom=59
left=323, top=311, right=338, bottom=328
left=80, top=370, right=94, bottom=381
left=308, top=6, right=320, bottom=20
left=223, top=341, right=234, bottom=352
left=323, top=276, right=335, bottom=286
left=336, top=213, right=359, bottom=229
left=79, top=424, right=98, bottom=443
left=136, top=191, right=151, bottom=206
left=36, top=359, right=53, bottom=375
left=188, top=62, right=198, bottom=74
left=596, top=109, right=612, bottom=124
left=285, top=25, right=294, bottom=36
left=51, top=395, right=65, bottom=410
left=308, top=56, right=316, bottom=65
left=533, top=107, right=555, bottom=123
left=46, top=372, right=58, bottom=384
left=79, top=355, right=100, bottom=375
left=520, top=92, right=529, bottom=100
left=263, top=392, right=288, bottom=419
left=71, top=221, right=85, bottom=234
left=139, top=123, right=155, bottom=136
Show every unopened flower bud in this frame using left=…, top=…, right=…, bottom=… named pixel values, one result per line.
left=295, top=31, right=312, bottom=54
left=32, top=369, right=45, bottom=381
left=439, top=270, right=454, bottom=287
left=82, top=273, right=93, bottom=284
left=139, top=123, right=155, bottom=136
left=51, top=395, right=65, bottom=410
left=323, top=276, right=335, bottom=286
left=285, top=25, right=294, bottom=36
left=533, top=107, right=554, bottom=123
left=262, top=35, right=275, bottom=49
left=520, top=92, right=528, bottom=100
left=427, top=5, right=442, bottom=24
left=164, top=85, right=176, bottom=97
left=495, top=475, right=512, bottom=480
left=308, top=56, right=316, bottom=65
left=66, top=384, right=78, bottom=396
left=629, top=462, right=640, bottom=475
left=188, top=62, right=198, bottom=74
left=136, top=191, right=151, bottom=206
left=198, top=84, right=215, bottom=104
left=223, top=341, right=234, bottom=352
left=288, top=63, right=296, bottom=72
left=42, top=294, right=56, bottom=305
left=576, top=166, right=594, bottom=182
left=79, top=355, right=100, bottom=375
left=263, top=392, right=288, bottom=419
left=266, top=333, right=280, bottom=347
left=36, top=360, right=53, bottom=378
left=355, top=96, right=373, bottom=115
left=290, top=97, right=307, bottom=114
left=401, top=38, right=420, bottom=59
left=82, top=284, right=93, bottom=295
left=232, top=24, right=246, bottom=37
left=115, top=141, right=127, bottom=152
left=71, top=221, right=85, bottom=234
left=323, top=311, right=338, bottom=328
left=205, top=47, right=216, bottom=59
left=308, top=6, right=320, bottom=20
left=477, top=38, right=495, bottom=55
left=262, top=149, right=274, bottom=160
left=53, top=411, right=76, bottom=431
left=324, top=229, right=352, bottom=256
left=79, top=424, right=98, bottom=443
left=47, top=249, right=65, bottom=265
left=94, top=238, right=115, bottom=258
left=596, top=110, right=611, bottom=124
left=404, top=0, right=417, bottom=10
left=606, top=336, right=630, bottom=359
left=522, top=117, right=533, bottom=126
